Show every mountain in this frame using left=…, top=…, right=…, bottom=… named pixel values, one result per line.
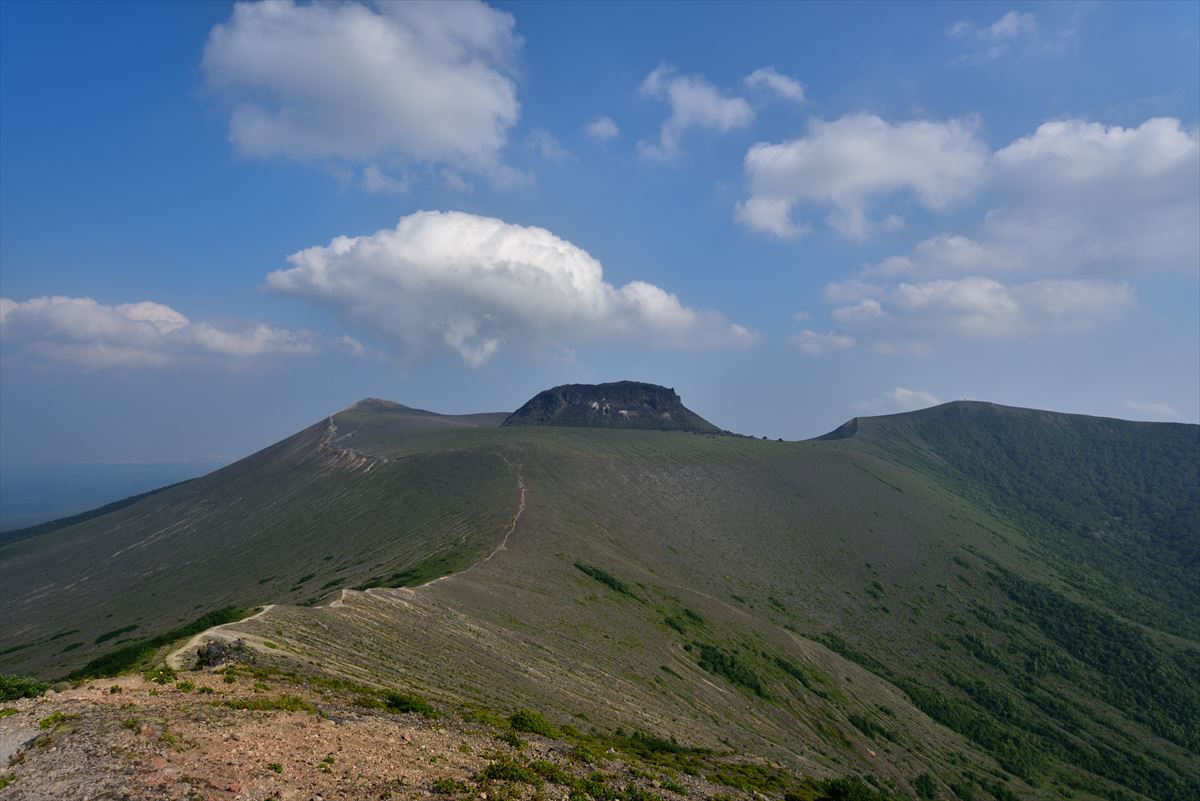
left=2, top=393, right=1197, bottom=801
left=502, top=381, right=721, bottom=433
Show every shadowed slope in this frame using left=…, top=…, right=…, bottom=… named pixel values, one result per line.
left=0, top=401, right=517, bottom=677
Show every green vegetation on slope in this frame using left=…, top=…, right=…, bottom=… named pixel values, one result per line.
left=887, top=402, right=1199, bottom=635
left=67, top=606, right=250, bottom=679
left=4, top=397, right=1197, bottom=801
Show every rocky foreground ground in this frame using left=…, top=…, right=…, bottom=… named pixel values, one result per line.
left=0, top=665, right=763, bottom=801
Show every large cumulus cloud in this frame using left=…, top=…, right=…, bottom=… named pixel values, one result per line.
left=266, top=210, right=756, bottom=366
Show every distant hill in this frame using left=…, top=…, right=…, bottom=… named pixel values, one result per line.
left=2, top=392, right=1197, bottom=801
left=820, top=400, right=1200, bottom=637
left=503, top=380, right=721, bottom=433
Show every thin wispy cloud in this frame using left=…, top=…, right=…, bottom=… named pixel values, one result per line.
left=637, top=65, right=754, bottom=161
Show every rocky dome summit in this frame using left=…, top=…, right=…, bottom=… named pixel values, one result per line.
left=502, top=381, right=721, bottom=433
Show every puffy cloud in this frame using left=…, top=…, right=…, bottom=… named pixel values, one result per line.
left=790, top=329, right=854, bottom=355
left=871, top=118, right=1199, bottom=279
left=525, top=129, right=573, bottom=163
left=202, top=0, right=520, bottom=177
left=827, top=276, right=1134, bottom=352
left=988, top=118, right=1199, bottom=275
left=637, top=66, right=754, bottom=161
left=734, top=196, right=809, bottom=239
left=266, top=210, right=756, bottom=366
left=0, top=296, right=331, bottom=368
left=584, top=115, right=620, bottom=142
left=856, top=387, right=941, bottom=414
left=744, top=67, right=806, bottom=104
left=737, top=114, right=989, bottom=238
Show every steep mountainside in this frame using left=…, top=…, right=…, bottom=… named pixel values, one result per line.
left=0, top=400, right=515, bottom=677
left=2, top=394, right=1197, bottom=801
left=503, top=381, right=721, bottom=433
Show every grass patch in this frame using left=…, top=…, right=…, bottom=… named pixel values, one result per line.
left=575, top=562, right=638, bottom=599
left=432, top=777, right=472, bottom=793
left=38, top=711, right=80, bottom=729
left=222, top=694, right=315, bottom=714
left=477, top=758, right=543, bottom=786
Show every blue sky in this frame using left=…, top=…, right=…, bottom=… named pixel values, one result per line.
left=1, top=0, right=1197, bottom=518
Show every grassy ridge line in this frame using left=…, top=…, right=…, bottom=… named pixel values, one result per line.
left=64, top=606, right=252, bottom=680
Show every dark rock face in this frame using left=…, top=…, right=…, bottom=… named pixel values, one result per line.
left=502, top=381, right=720, bottom=433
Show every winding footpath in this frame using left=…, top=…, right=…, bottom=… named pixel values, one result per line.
left=165, top=604, right=276, bottom=669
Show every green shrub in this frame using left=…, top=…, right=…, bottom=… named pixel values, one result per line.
left=509, top=708, right=557, bottom=738
left=477, top=758, right=542, bottom=786
left=432, top=777, right=471, bottom=793
left=0, top=673, right=49, bottom=701
left=693, top=644, right=766, bottom=697
left=574, top=562, right=638, bottom=599
left=382, top=690, right=438, bottom=718
left=530, top=760, right=572, bottom=784
left=914, top=773, right=937, bottom=800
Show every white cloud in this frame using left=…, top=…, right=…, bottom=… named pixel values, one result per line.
left=868, top=234, right=1017, bottom=278
left=361, top=164, right=409, bottom=195
left=948, top=10, right=1041, bottom=63
left=637, top=66, right=754, bottom=161
left=0, top=296, right=330, bottom=368
left=827, top=276, right=1135, bottom=351
left=790, top=329, right=854, bottom=355
left=744, top=67, right=806, bottom=104
left=872, top=118, right=1199, bottom=279
left=856, top=387, right=941, bottom=414
left=988, top=118, right=1199, bottom=275
left=738, top=114, right=989, bottom=238
left=584, top=115, right=620, bottom=142
left=734, top=196, right=810, bottom=239
left=202, top=0, right=520, bottom=178
left=1123, top=401, right=1181, bottom=419
left=525, top=129, right=573, bottom=163
left=266, top=210, right=756, bottom=366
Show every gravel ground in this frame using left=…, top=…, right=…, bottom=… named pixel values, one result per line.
left=0, top=671, right=734, bottom=801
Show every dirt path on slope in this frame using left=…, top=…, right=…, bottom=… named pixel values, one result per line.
left=165, top=605, right=275, bottom=670
left=418, top=452, right=526, bottom=589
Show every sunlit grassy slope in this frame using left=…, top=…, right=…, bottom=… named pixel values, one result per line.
left=2, top=398, right=1196, bottom=801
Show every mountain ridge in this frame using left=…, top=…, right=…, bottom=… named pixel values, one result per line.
left=3, top=389, right=1197, bottom=801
